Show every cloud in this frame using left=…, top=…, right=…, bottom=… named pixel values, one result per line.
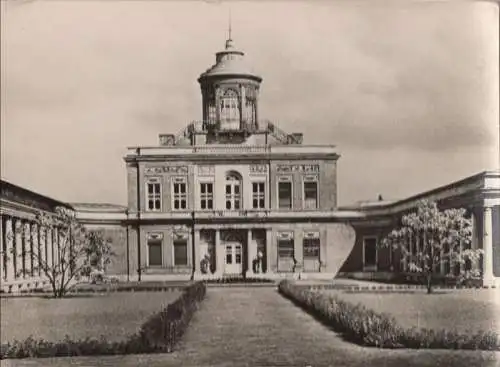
left=1, top=0, right=498, bottom=205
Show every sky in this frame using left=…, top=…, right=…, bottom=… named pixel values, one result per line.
left=1, top=0, right=499, bottom=206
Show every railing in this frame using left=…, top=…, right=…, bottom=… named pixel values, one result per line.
left=195, top=210, right=271, bottom=218
left=192, top=145, right=269, bottom=154
left=162, top=119, right=302, bottom=146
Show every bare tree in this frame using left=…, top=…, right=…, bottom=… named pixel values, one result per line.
left=8, top=207, right=113, bottom=298
left=381, top=200, right=482, bottom=294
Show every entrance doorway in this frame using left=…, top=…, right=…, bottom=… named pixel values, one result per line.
left=225, top=243, right=243, bottom=274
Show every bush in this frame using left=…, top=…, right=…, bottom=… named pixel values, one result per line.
left=0, top=282, right=206, bottom=359
left=278, top=280, right=500, bottom=351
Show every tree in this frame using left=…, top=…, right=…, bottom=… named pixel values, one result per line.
left=80, top=230, right=115, bottom=283
left=9, top=206, right=114, bottom=298
left=381, top=200, right=482, bottom=294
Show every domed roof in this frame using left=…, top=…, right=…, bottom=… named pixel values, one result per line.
left=198, top=39, right=262, bottom=82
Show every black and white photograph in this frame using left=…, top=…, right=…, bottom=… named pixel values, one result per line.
left=0, top=0, right=499, bottom=366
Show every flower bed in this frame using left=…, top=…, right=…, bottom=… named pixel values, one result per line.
left=0, top=281, right=206, bottom=359
left=278, top=280, right=500, bottom=351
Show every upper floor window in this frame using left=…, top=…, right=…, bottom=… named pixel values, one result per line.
left=172, top=177, right=187, bottom=210
left=146, top=178, right=161, bottom=211
left=200, top=182, right=214, bottom=210
left=278, top=178, right=292, bottom=209
left=252, top=182, right=265, bottom=209
left=220, top=89, right=240, bottom=130
left=303, top=176, right=318, bottom=210
left=225, top=173, right=242, bottom=210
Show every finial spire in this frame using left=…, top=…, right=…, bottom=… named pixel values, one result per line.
left=225, top=8, right=234, bottom=49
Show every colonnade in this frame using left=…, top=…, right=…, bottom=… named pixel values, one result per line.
left=401, top=206, right=495, bottom=282
left=0, top=214, right=59, bottom=290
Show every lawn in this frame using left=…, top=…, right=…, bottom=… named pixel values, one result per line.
left=321, top=288, right=500, bottom=334
left=0, top=291, right=182, bottom=344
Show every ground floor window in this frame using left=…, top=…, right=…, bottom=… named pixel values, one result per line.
left=174, top=239, right=188, bottom=266
left=363, top=237, right=377, bottom=268
left=278, top=239, right=294, bottom=258
left=148, top=238, right=163, bottom=266
left=303, top=232, right=321, bottom=272
left=277, top=232, right=295, bottom=272
left=303, top=237, right=320, bottom=258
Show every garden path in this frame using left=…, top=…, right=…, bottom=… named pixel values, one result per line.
left=2, top=287, right=499, bottom=367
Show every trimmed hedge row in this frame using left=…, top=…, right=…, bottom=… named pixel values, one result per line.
left=278, top=280, right=500, bottom=351
left=205, top=276, right=275, bottom=284
left=0, top=281, right=206, bottom=359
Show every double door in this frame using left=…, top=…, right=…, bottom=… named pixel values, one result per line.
left=225, top=243, right=243, bottom=274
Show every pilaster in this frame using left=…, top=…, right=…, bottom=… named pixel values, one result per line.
left=46, top=228, right=53, bottom=269
left=24, top=222, right=32, bottom=277
left=483, top=206, right=495, bottom=285
left=266, top=229, right=274, bottom=273
left=5, top=217, right=14, bottom=281
left=246, top=229, right=256, bottom=276
left=31, top=223, right=38, bottom=277
left=294, top=229, right=303, bottom=273
left=193, top=229, right=201, bottom=277
left=440, top=247, right=445, bottom=275
left=215, top=229, right=224, bottom=276
left=14, top=219, right=22, bottom=278
left=39, top=226, right=45, bottom=276
left=0, top=215, right=3, bottom=282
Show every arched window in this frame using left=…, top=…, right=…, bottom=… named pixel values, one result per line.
left=225, top=172, right=242, bottom=210
left=220, top=89, right=240, bottom=130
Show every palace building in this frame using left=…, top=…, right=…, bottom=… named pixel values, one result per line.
left=1, top=35, right=499, bottom=292
left=123, top=36, right=353, bottom=280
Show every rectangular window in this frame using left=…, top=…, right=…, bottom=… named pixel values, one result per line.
left=172, top=177, right=187, bottom=210
left=363, top=237, right=377, bottom=268
left=200, top=182, right=214, bottom=210
left=148, top=239, right=162, bottom=266
left=173, top=239, right=188, bottom=266
left=278, top=239, right=294, bottom=258
left=252, top=182, right=265, bottom=209
left=303, top=180, right=318, bottom=210
left=278, top=181, right=292, bottom=209
left=226, top=245, right=233, bottom=264
left=303, top=238, right=320, bottom=258
left=146, top=178, right=161, bottom=211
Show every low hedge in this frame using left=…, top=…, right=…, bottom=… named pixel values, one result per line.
left=278, top=280, right=499, bottom=351
left=0, top=281, right=206, bottom=359
left=205, top=276, right=274, bottom=284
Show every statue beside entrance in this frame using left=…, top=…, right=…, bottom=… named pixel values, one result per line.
left=252, top=250, right=264, bottom=273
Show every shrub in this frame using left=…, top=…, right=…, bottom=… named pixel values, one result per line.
left=278, top=280, right=500, bottom=351
left=0, top=282, right=206, bottom=359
